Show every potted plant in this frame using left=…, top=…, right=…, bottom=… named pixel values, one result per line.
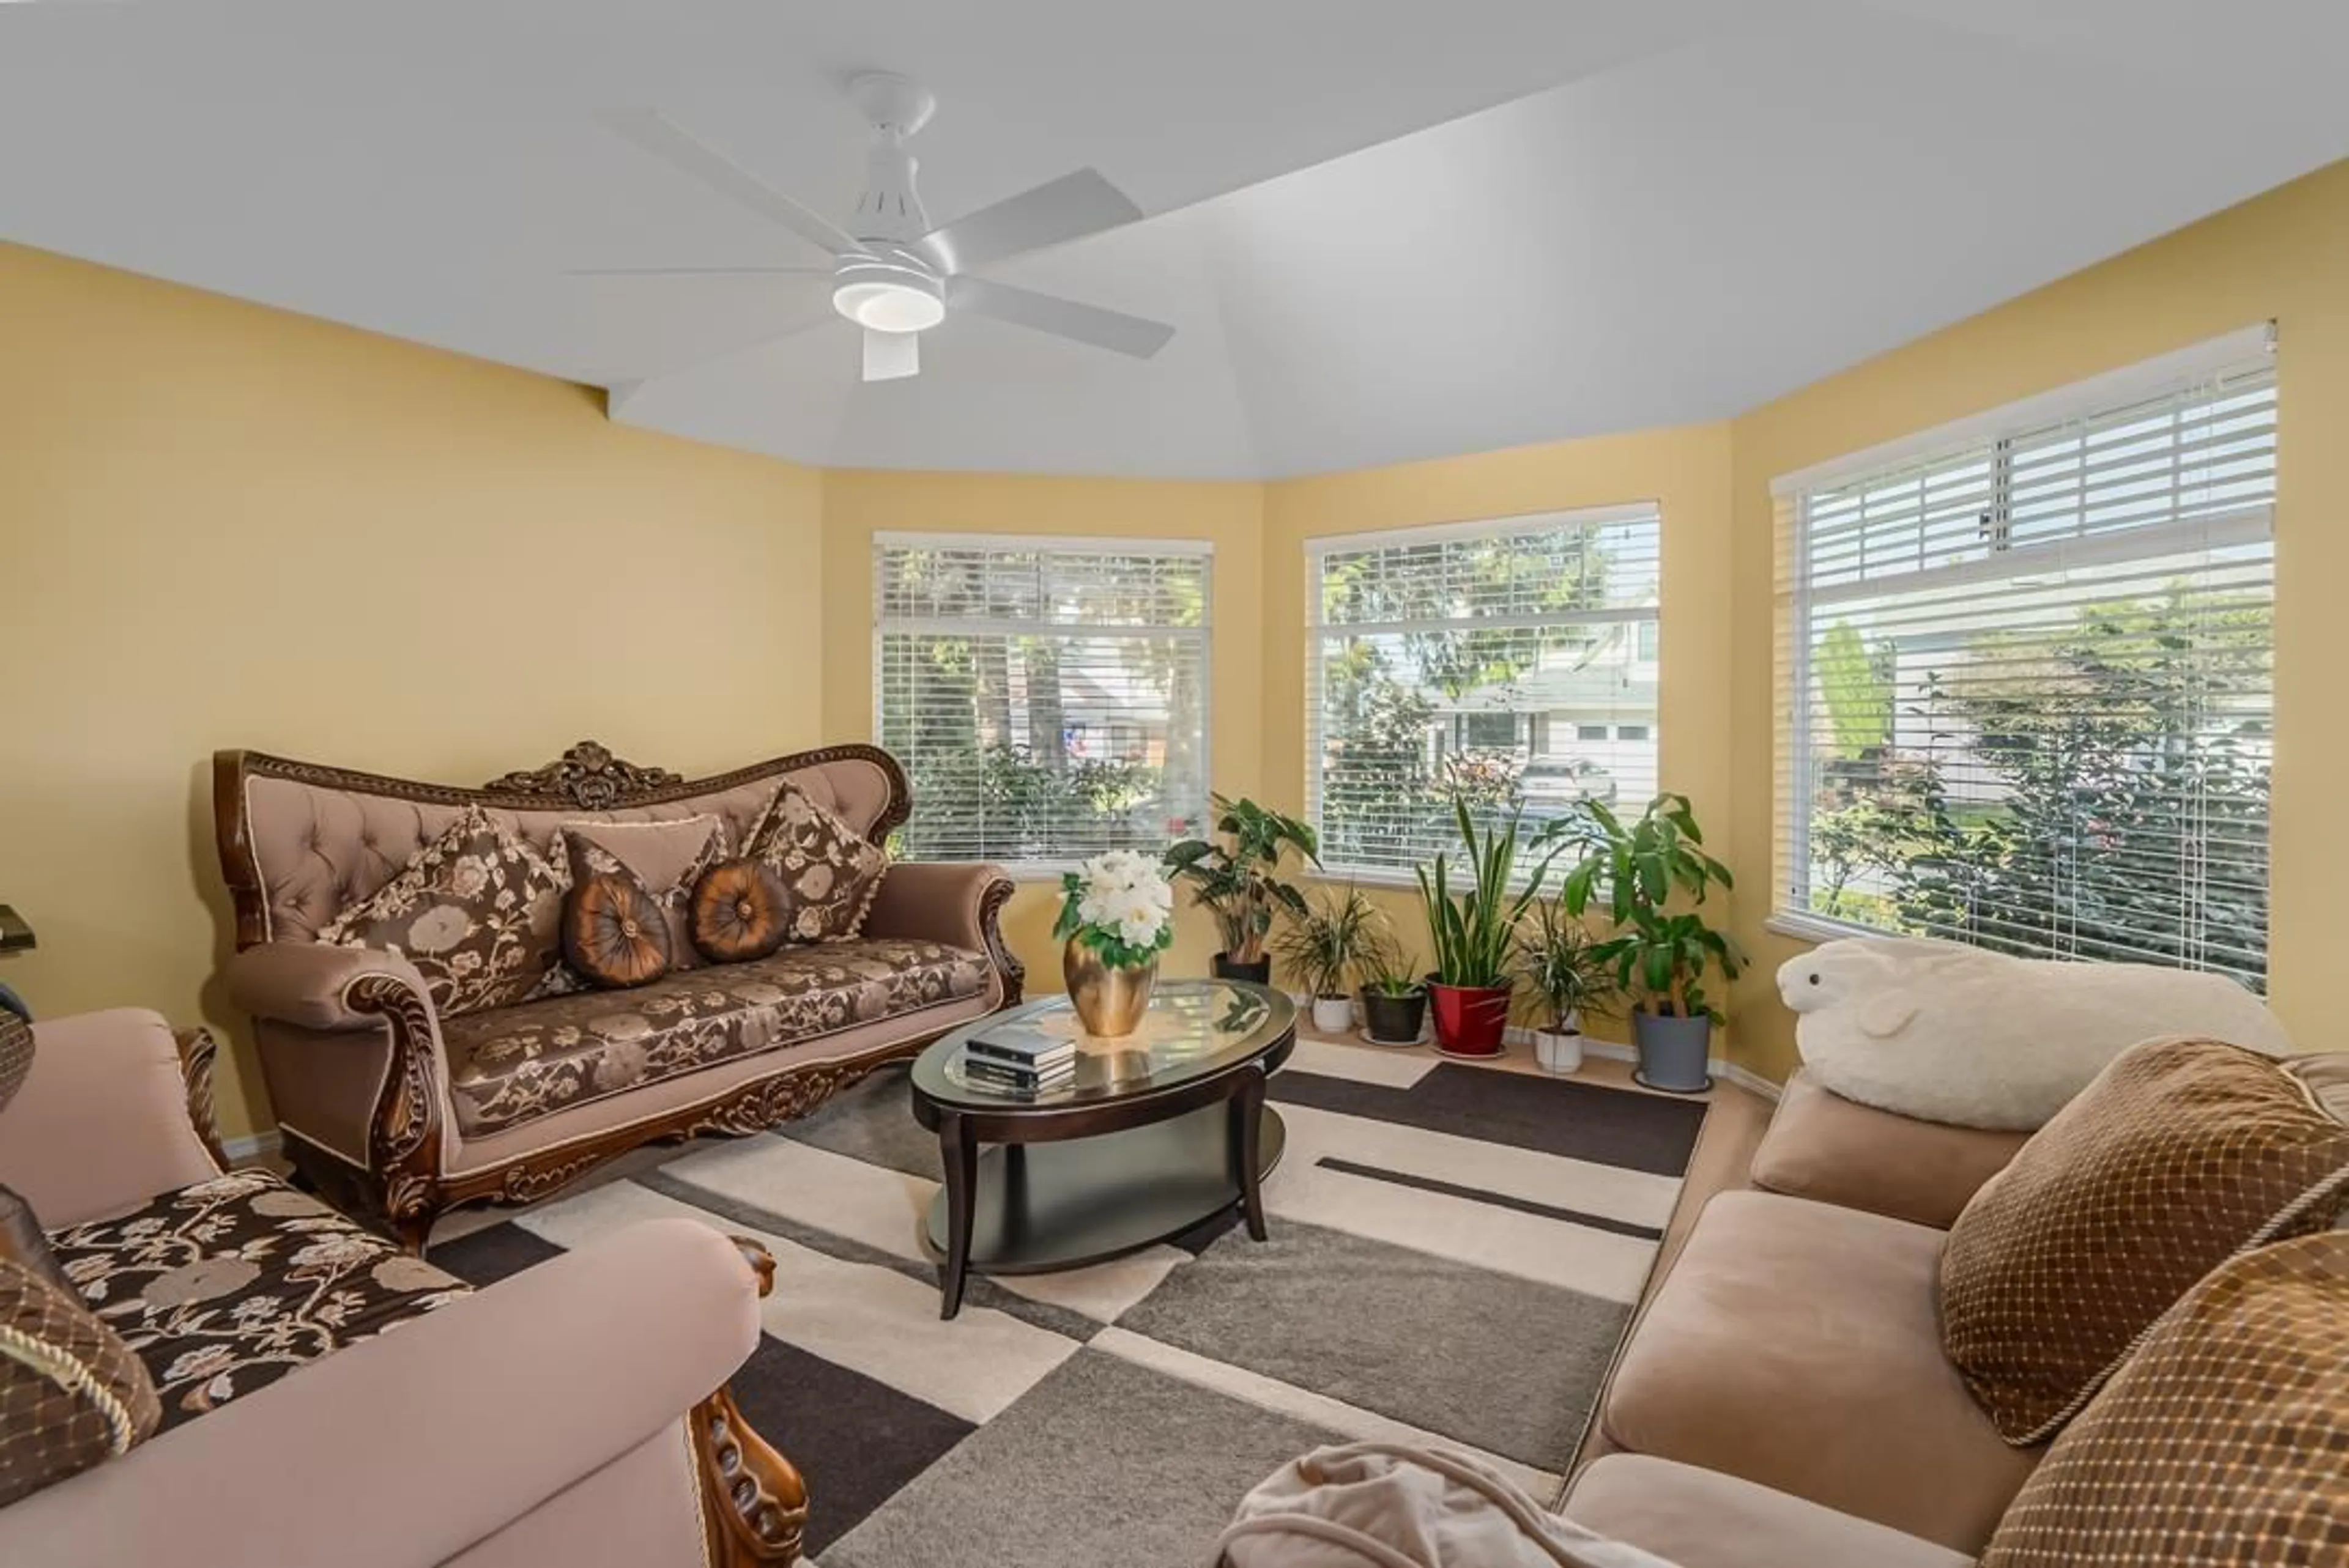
left=1414, top=797, right=1551, bottom=1058
left=1356, top=942, right=1428, bottom=1046
left=1271, top=884, right=1382, bottom=1034
left=1514, top=900, right=1620, bottom=1074
left=1052, top=849, right=1176, bottom=1038
left=1165, top=795, right=1320, bottom=984
left=1545, top=793, right=1745, bottom=1093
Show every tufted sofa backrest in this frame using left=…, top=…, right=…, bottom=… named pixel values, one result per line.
left=215, top=743, right=908, bottom=947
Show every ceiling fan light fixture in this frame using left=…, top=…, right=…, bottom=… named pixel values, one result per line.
left=832, top=254, right=944, bottom=333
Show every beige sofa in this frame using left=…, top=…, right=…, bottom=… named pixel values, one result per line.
left=0, top=1008, right=804, bottom=1567
left=214, top=740, right=1023, bottom=1249
left=1554, top=1070, right=2104, bottom=1566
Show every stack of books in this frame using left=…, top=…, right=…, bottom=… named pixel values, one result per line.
left=961, top=1019, right=1077, bottom=1093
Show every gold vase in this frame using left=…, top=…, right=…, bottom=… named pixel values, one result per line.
left=1063, top=939, right=1157, bottom=1038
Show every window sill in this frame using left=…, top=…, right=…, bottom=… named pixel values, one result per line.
left=1763, top=909, right=1878, bottom=946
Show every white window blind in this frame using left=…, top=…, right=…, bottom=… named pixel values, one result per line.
left=1773, top=328, right=2277, bottom=986
left=875, top=534, right=1211, bottom=867
left=1308, top=506, right=1662, bottom=878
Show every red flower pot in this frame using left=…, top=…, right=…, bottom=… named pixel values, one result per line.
left=1427, top=980, right=1512, bottom=1057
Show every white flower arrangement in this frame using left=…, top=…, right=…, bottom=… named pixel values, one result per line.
left=1053, top=849, right=1177, bottom=969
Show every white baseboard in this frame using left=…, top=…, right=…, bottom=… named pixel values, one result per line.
left=223, top=1128, right=283, bottom=1163
left=1500, top=1026, right=1781, bottom=1103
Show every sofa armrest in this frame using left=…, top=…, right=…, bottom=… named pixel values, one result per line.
left=0, top=1219, right=765, bottom=1568
left=1748, top=1070, right=2032, bottom=1230
left=225, top=941, right=436, bottom=1032
left=863, top=860, right=1025, bottom=1005
left=0, top=1009, right=223, bottom=1227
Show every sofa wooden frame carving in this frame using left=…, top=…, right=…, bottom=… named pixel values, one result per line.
left=214, top=741, right=1024, bottom=1255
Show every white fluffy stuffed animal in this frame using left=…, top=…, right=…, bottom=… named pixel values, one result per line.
left=1778, top=936, right=2293, bottom=1130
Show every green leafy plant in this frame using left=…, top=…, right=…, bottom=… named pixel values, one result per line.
left=1543, top=794, right=1745, bottom=1021
left=1165, top=795, right=1321, bottom=963
left=1515, top=900, right=1620, bottom=1032
left=1357, top=939, right=1425, bottom=999
left=1415, top=797, right=1552, bottom=989
left=1271, top=885, right=1384, bottom=999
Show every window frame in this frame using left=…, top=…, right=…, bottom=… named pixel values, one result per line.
left=1304, top=503, right=1664, bottom=887
left=1768, top=324, right=2278, bottom=962
left=871, top=530, right=1214, bottom=878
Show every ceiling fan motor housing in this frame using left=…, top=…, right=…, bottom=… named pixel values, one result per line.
left=849, top=72, right=935, bottom=243
left=832, top=248, right=944, bottom=333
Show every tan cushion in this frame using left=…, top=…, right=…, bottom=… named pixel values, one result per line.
left=1981, top=1232, right=2349, bottom=1566
left=315, top=806, right=568, bottom=1017
left=1564, top=1455, right=1972, bottom=1568
left=746, top=782, right=889, bottom=942
left=1750, top=1070, right=2028, bottom=1229
left=0, top=1258, right=161, bottom=1506
left=1940, top=1038, right=2349, bottom=1444
left=1601, top=1190, right=2036, bottom=1552
left=555, top=816, right=727, bottom=974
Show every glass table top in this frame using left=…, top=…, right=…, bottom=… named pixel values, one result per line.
left=914, top=980, right=1295, bottom=1109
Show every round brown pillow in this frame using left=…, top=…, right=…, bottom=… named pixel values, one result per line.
left=691, top=858, right=790, bottom=963
left=562, top=871, right=672, bottom=989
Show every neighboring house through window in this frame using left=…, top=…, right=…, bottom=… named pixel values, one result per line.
left=875, top=533, right=1211, bottom=867
left=1773, top=326, right=2277, bottom=986
left=1307, top=505, right=1663, bottom=878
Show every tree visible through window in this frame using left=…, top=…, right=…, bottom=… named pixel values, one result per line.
left=875, top=536, right=1211, bottom=865
left=1776, top=336, right=2276, bottom=986
left=1308, top=507, right=1662, bottom=878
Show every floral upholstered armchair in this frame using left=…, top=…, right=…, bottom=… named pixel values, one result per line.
left=0, top=1008, right=806, bottom=1567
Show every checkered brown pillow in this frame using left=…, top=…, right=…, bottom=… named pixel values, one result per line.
left=0, top=1258, right=162, bottom=1506
left=1941, top=1038, right=2349, bottom=1445
left=1981, top=1232, right=2349, bottom=1565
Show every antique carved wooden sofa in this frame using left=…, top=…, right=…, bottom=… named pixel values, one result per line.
left=213, top=741, right=1022, bottom=1249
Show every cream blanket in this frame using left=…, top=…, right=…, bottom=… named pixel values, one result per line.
left=1215, top=1444, right=1674, bottom=1568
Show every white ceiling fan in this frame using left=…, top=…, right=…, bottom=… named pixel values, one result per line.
left=577, top=73, right=1176, bottom=384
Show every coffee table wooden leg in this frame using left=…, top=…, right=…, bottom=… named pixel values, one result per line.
left=938, top=1112, right=977, bottom=1320
left=1234, top=1068, right=1269, bottom=1243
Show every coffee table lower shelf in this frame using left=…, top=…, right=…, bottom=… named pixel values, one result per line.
left=923, top=1101, right=1286, bottom=1312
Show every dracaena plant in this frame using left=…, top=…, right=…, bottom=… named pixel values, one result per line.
left=1540, top=793, right=1746, bottom=1023
left=1415, top=797, right=1553, bottom=989
left=1270, top=884, right=1384, bottom=999
left=1515, top=898, right=1621, bottom=1032
left=1163, top=795, right=1321, bottom=963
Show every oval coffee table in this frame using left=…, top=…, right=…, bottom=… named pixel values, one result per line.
left=909, top=980, right=1295, bottom=1318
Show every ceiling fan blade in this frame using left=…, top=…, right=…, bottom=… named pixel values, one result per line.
left=598, top=108, right=870, bottom=261
left=916, top=168, right=1143, bottom=276
left=947, top=276, right=1174, bottom=360
left=863, top=329, right=920, bottom=382
left=563, top=264, right=834, bottom=279
left=615, top=299, right=842, bottom=385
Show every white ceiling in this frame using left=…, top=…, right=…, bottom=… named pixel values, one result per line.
left=4, top=1, right=2345, bottom=479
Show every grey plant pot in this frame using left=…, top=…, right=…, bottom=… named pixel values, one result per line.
left=1632, top=1010, right=1714, bottom=1094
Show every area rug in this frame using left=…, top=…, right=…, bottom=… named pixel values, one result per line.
left=433, top=1038, right=1707, bottom=1566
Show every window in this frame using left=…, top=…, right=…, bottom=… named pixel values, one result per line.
left=1774, top=327, right=2276, bottom=985
left=1615, top=725, right=1650, bottom=742
left=1308, top=505, right=1663, bottom=878
left=875, top=534, right=1211, bottom=866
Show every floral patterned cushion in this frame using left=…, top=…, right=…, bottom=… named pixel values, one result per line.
left=442, top=937, right=992, bottom=1135
left=48, top=1170, right=467, bottom=1432
left=316, top=805, right=569, bottom=1018
left=744, top=782, right=889, bottom=943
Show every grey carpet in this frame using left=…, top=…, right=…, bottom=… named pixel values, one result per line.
left=436, top=1044, right=1702, bottom=1564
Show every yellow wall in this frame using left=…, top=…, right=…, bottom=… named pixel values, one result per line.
left=1723, top=160, right=2349, bottom=1079
left=12, top=155, right=2345, bottom=1141
left=818, top=468, right=1267, bottom=986
left=1, top=242, right=826, bottom=1141
left=1260, top=426, right=1739, bottom=1038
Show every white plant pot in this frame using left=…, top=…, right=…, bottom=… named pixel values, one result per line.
left=1310, top=996, right=1356, bottom=1035
left=1532, top=1028, right=1585, bottom=1075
